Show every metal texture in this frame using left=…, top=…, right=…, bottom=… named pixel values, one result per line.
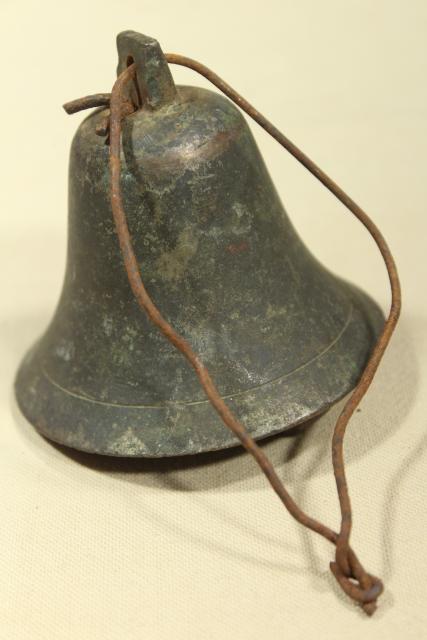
left=107, top=63, right=388, bottom=614
left=16, top=32, right=384, bottom=461
left=116, top=31, right=177, bottom=110
left=14, top=30, right=402, bottom=615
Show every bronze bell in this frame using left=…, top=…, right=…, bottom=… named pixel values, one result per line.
left=15, top=31, right=383, bottom=457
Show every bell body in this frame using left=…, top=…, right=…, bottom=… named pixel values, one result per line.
left=15, top=33, right=383, bottom=456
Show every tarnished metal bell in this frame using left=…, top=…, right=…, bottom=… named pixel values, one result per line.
left=15, top=31, right=383, bottom=457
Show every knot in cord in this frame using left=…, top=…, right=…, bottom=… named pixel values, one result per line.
left=330, top=545, right=384, bottom=615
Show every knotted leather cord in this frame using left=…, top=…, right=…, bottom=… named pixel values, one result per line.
left=64, top=57, right=401, bottom=615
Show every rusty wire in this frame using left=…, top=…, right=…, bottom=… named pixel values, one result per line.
left=63, top=54, right=401, bottom=615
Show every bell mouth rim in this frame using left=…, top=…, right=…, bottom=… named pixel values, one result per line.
left=14, top=283, right=384, bottom=458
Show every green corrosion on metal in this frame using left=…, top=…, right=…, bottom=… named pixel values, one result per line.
left=15, top=32, right=383, bottom=457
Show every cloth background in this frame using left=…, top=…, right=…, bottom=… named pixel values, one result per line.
left=0, top=1, right=426, bottom=638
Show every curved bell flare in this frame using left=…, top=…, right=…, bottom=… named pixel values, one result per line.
left=15, top=32, right=383, bottom=457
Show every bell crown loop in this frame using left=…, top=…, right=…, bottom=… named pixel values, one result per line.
left=116, top=31, right=177, bottom=110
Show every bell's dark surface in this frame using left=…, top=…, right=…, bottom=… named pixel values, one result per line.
left=15, top=32, right=383, bottom=457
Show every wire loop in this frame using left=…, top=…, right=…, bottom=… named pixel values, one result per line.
left=63, top=53, right=401, bottom=616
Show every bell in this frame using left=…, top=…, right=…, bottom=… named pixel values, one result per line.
left=15, top=31, right=383, bottom=457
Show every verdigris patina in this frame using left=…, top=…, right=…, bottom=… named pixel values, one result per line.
left=15, top=32, right=383, bottom=456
